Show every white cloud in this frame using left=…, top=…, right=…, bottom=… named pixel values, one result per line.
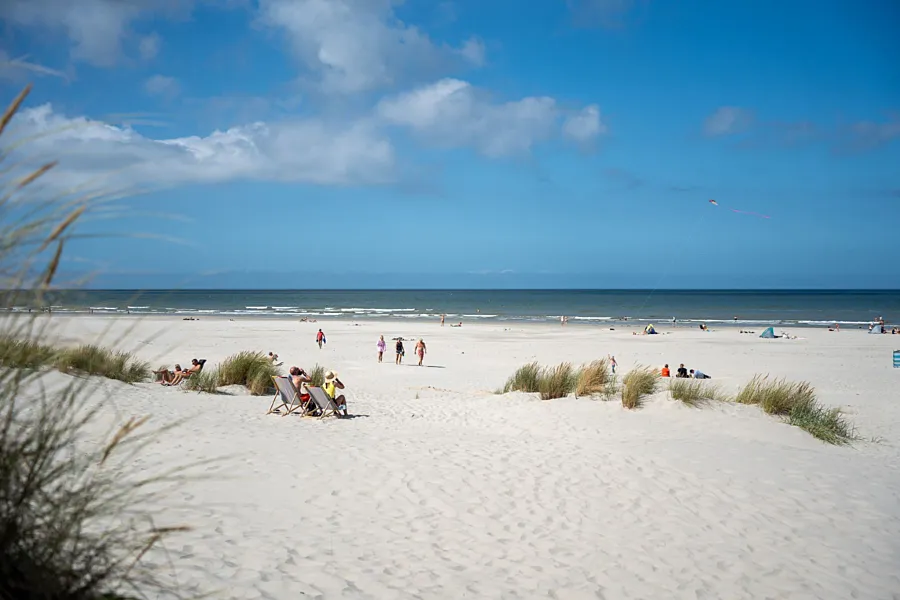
left=256, top=0, right=484, bottom=93
left=7, top=104, right=395, bottom=192
left=377, top=79, right=604, bottom=156
left=704, top=106, right=753, bottom=137
left=143, top=75, right=180, bottom=98
left=563, top=105, right=605, bottom=141
left=139, top=32, right=161, bottom=60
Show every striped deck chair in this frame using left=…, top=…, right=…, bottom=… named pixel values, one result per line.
left=267, top=376, right=309, bottom=416
left=307, top=386, right=341, bottom=419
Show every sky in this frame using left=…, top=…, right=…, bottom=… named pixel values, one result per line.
left=0, top=0, right=898, bottom=289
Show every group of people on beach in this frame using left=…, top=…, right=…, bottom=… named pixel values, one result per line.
left=660, top=363, right=710, bottom=379
left=286, top=366, right=349, bottom=417
left=155, top=359, right=205, bottom=386
left=377, top=335, right=427, bottom=365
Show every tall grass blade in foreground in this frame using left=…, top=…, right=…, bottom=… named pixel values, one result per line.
left=575, top=358, right=613, bottom=398
left=736, top=374, right=856, bottom=445
left=0, top=84, right=199, bottom=598
left=669, top=379, right=727, bottom=407
left=621, top=366, right=659, bottom=409
left=538, top=362, right=577, bottom=400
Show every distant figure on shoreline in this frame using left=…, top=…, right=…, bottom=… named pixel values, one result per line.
left=450, top=322, right=462, bottom=328
left=440, top=314, right=445, bottom=326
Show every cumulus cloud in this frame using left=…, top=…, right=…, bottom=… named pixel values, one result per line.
left=7, top=103, right=395, bottom=192
left=845, top=113, right=900, bottom=150
left=143, top=74, right=180, bottom=98
left=703, top=106, right=754, bottom=137
left=377, top=79, right=604, bottom=156
left=256, top=0, right=484, bottom=93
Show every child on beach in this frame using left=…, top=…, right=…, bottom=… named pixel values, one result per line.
left=377, top=335, right=386, bottom=362
left=396, top=339, right=405, bottom=364
left=609, top=355, right=617, bottom=374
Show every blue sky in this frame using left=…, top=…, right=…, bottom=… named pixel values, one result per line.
left=1, top=0, right=898, bottom=289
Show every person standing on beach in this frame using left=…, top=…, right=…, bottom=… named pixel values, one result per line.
left=377, top=335, right=386, bottom=362
left=415, top=339, right=427, bottom=366
left=395, top=339, right=405, bottom=364
left=316, top=328, right=326, bottom=349
left=440, top=314, right=445, bottom=326
left=609, top=355, right=617, bottom=374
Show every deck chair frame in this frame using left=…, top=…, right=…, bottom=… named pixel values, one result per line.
left=307, top=386, right=341, bottom=419
left=267, top=376, right=309, bottom=416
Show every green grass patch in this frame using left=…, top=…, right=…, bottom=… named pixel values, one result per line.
left=216, top=351, right=280, bottom=395
left=0, top=336, right=57, bottom=370
left=736, top=374, right=856, bottom=445
left=538, top=362, right=577, bottom=400
left=183, top=368, right=220, bottom=394
left=501, top=362, right=542, bottom=394
left=54, top=344, right=150, bottom=384
left=307, top=364, right=326, bottom=387
left=669, top=379, right=727, bottom=407
left=621, top=366, right=659, bottom=409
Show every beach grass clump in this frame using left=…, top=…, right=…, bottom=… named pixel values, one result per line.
left=575, top=358, right=614, bottom=398
left=538, top=362, right=577, bottom=400
left=621, top=366, right=659, bottom=409
left=0, top=336, right=57, bottom=370
left=55, top=344, right=150, bottom=384
left=501, top=362, right=542, bottom=394
left=216, top=351, right=279, bottom=395
left=184, top=368, right=220, bottom=394
left=307, top=364, right=326, bottom=387
left=736, top=374, right=856, bottom=445
left=0, top=84, right=196, bottom=600
left=669, top=378, right=727, bottom=407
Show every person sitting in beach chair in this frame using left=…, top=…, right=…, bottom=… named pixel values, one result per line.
left=323, top=371, right=348, bottom=417
left=156, top=364, right=182, bottom=384
left=289, top=365, right=312, bottom=406
left=676, top=364, right=688, bottom=378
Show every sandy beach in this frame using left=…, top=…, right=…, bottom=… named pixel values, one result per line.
left=27, top=316, right=900, bottom=599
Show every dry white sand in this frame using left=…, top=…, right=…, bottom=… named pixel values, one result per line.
left=27, top=316, right=900, bottom=599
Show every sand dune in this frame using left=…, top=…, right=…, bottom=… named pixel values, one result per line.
left=27, top=316, right=900, bottom=599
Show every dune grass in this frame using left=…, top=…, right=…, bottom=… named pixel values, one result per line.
left=538, top=362, right=577, bottom=400
left=0, top=84, right=195, bottom=599
left=215, top=351, right=280, bottom=395
left=669, top=378, right=728, bottom=407
left=55, top=344, right=150, bottom=384
left=183, top=368, right=221, bottom=394
left=621, top=366, right=659, bottom=409
left=736, top=374, right=855, bottom=445
left=575, top=358, right=614, bottom=398
left=501, top=361, right=542, bottom=394
left=0, top=336, right=150, bottom=383
left=0, top=336, right=57, bottom=370
left=307, top=364, right=326, bottom=387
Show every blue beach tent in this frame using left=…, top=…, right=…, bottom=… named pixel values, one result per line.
left=869, top=323, right=884, bottom=334
left=760, top=327, right=776, bottom=339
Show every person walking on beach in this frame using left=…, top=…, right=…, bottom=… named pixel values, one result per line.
left=377, top=335, right=386, bottom=362
left=440, top=314, right=445, bottom=326
left=316, top=328, right=326, bottom=349
left=609, top=355, right=617, bottom=374
left=415, top=339, right=427, bottom=366
left=395, top=338, right=405, bottom=364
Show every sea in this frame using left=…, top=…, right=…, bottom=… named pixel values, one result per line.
left=3, top=290, right=897, bottom=328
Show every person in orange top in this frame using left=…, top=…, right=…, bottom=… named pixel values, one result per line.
left=661, top=364, right=671, bottom=377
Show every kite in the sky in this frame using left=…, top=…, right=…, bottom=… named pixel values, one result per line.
left=709, top=199, right=770, bottom=219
